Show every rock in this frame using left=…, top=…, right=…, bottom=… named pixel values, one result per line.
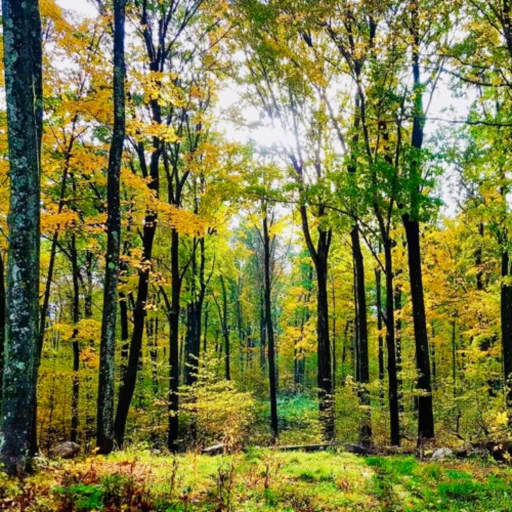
left=49, top=441, right=81, bottom=459
left=432, top=447, right=454, bottom=460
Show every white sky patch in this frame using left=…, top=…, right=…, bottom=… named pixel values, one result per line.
left=56, top=0, right=97, bottom=16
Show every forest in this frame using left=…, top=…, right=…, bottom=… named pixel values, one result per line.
left=2, top=0, right=512, bottom=510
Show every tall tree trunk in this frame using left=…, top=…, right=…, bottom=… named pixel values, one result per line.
left=184, top=238, right=206, bottom=386
left=431, top=323, right=437, bottom=387
left=168, top=228, right=181, bottom=451
left=114, top=125, right=161, bottom=450
left=0, top=0, right=42, bottom=475
left=97, top=0, right=127, bottom=454
left=384, top=241, right=400, bottom=446
left=375, top=267, right=385, bottom=386
left=0, top=254, right=6, bottom=407
left=351, top=227, right=372, bottom=445
left=184, top=241, right=198, bottom=386
left=353, top=264, right=360, bottom=383
left=405, top=2, right=435, bottom=444
left=395, top=284, right=403, bottom=412
left=260, top=287, right=267, bottom=373
left=119, top=291, right=130, bottom=378
left=315, top=232, right=334, bottom=440
left=219, top=275, right=231, bottom=381
left=476, top=223, right=484, bottom=291
left=501, top=250, right=512, bottom=408
left=83, top=252, right=96, bottom=447
left=262, top=209, right=278, bottom=440
left=403, top=217, right=435, bottom=443
left=70, top=236, right=81, bottom=444
left=203, top=305, right=209, bottom=354
left=114, top=54, right=163, bottom=448
left=331, top=276, right=337, bottom=391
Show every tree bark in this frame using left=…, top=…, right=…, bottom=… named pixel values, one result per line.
left=501, top=250, right=512, bottom=408
left=168, top=228, right=181, bottom=451
left=395, top=284, right=403, bottom=412
left=260, top=287, right=267, bottom=373
left=113, top=13, right=164, bottom=448
left=314, top=231, right=334, bottom=440
left=184, top=238, right=206, bottom=386
left=403, top=216, right=435, bottom=443
left=0, top=0, right=43, bottom=475
left=405, top=2, right=435, bottom=445
left=70, top=236, right=81, bottom=444
left=351, top=227, right=372, bottom=446
left=262, top=208, right=278, bottom=440
left=221, top=276, right=231, bottom=380
left=384, top=240, right=400, bottom=446
left=375, top=267, right=385, bottom=385
left=114, top=120, right=160, bottom=449
left=97, top=0, right=127, bottom=454
left=0, top=255, right=6, bottom=408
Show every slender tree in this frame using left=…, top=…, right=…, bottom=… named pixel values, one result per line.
left=404, top=1, right=435, bottom=444
left=262, top=203, right=278, bottom=440
left=97, top=0, right=127, bottom=454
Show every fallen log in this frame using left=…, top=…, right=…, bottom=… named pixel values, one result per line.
left=276, top=443, right=332, bottom=453
left=201, top=442, right=375, bottom=456
left=202, top=443, right=225, bottom=455
left=200, top=440, right=511, bottom=462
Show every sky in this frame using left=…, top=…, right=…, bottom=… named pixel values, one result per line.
left=55, top=0, right=466, bottom=218
left=57, top=0, right=97, bottom=15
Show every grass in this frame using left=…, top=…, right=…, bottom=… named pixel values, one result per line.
left=1, top=449, right=512, bottom=511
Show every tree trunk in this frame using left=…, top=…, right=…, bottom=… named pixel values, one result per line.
left=70, top=236, right=81, bottom=444
left=315, top=234, right=334, bottom=440
left=119, top=291, right=130, bottom=378
left=395, top=284, right=403, bottom=412
left=0, top=254, right=6, bottom=408
left=97, top=0, right=126, bottom=454
left=501, top=250, right=512, bottom=408
left=384, top=240, right=400, bottom=446
left=83, top=252, right=95, bottom=447
left=351, top=227, right=372, bottom=446
left=331, top=276, right=337, bottom=391
left=0, top=0, right=42, bottom=475
left=405, top=3, right=435, bottom=445
left=375, top=267, right=385, bottom=385
left=203, top=305, right=209, bottom=354
left=260, top=287, right=267, bottom=373
left=263, top=209, right=278, bottom=440
left=220, top=275, right=231, bottom=381
left=114, top=128, right=160, bottom=450
left=403, top=216, right=435, bottom=443
left=168, top=228, right=181, bottom=451
left=184, top=238, right=206, bottom=386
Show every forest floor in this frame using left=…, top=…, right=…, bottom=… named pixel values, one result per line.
left=1, top=448, right=512, bottom=511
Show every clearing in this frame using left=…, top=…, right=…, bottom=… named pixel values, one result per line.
left=1, top=449, right=512, bottom=511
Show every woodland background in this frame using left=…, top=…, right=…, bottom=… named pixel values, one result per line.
left=1, top=0, right=512, bottom=479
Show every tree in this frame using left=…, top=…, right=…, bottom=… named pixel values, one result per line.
left=97, top=0, right=127, bottom=455
left=0, top=0, right=43, bottom=474
left=262, top=203, right=279, bottom=441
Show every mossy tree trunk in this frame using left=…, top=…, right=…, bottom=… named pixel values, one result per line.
left=0, top=255, right=6, bottom=410
left=0, top=0, right=43, bottom=475
left=97, top=0, right=127, bottom=454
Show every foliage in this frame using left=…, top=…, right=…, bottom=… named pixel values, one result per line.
left=3, top=450, right=512, bottom=511
left=180, top=357, right=257, bottom=449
